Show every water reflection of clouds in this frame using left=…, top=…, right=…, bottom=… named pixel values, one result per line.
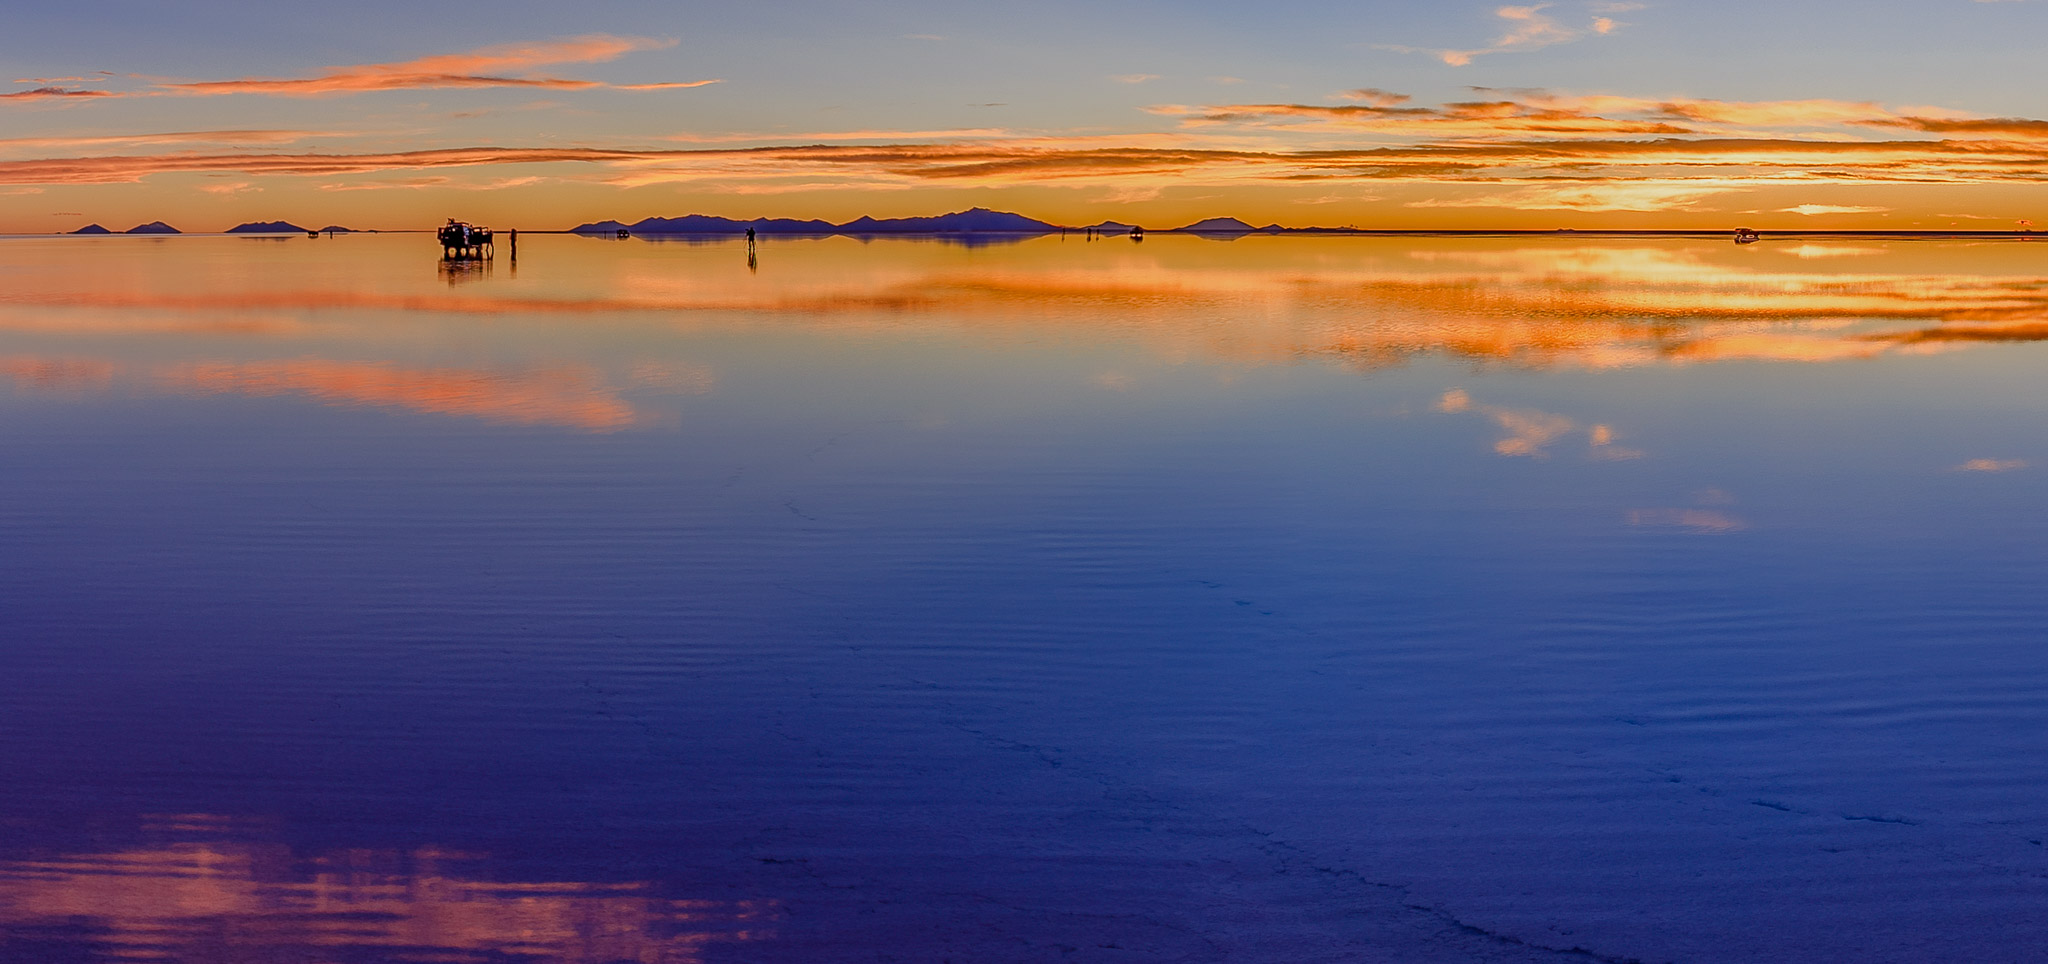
left=165, top=360, right=645, bottom=431
left=0, top=829, right=775, bottom=963
left=0, top=354, right=112, bottom=391
left=1625, top=508, right=1749, bottom=533
left=6, top=237, right=2048, bottom=430
left=1437, top=389, right=1639, bottom=460
left=0, top=354, right=713, bottom=432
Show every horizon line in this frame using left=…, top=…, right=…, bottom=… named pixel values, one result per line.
left=16, top=226, right=2048, bottom=240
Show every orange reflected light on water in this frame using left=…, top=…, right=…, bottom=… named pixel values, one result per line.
left=0, top=354, right=114, bottom=390
left=0, top=839, right=775, bottom=963
left=1626, top=508, right=1750, bottom=533
left=4, top=237, right=2047, bottom=430
left=164, top=359, right=642, bottom=430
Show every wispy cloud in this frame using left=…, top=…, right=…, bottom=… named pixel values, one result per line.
left=0, top=86, right=113, bottom=101
left=160, top=36, right=713, bottom=96
left=1380, top=4, right=1607, bottom=66
left=1780, top=204, right=1888, bottom=216
left=1409, top=182, right=1739, bottom=212
left=0, top=130, right=346, bottom=152
left=1589, top=0, right=1645, bottom=34
left=5, top=36, right=717, bottom=103
left=1111, top=73, right=1161, bottom=84
left=317, top=175, right=546, bottom=192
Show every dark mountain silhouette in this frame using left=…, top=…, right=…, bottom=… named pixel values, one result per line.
left=226, top=221, right=310, bottom=234
left=125, top=221, right=180, bottom=234
left=69, top=223, right=112, bottom=235
left=1086, top=221, right=1138, bottom=233
left=623, top=214, right=837, bottom=234
left=316, top=225, right=355, bottom=234
left=1173, top=217, right=1257, bottom=234
left=572, top=208, right=1057, bottom=236
left=841, top=208, right=1057, bottom=233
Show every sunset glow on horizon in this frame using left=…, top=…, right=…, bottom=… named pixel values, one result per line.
left=7, top=0, right=2048, bottom=233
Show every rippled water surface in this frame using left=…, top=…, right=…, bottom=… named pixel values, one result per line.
left=4, top=232, right=2048, bottom=962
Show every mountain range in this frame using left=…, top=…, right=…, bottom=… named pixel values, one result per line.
left=573, top=207, right=1060, bottom=236
left=566, top=208, right=1339, bottom=238
left=227, top=221, right=312, bottom=234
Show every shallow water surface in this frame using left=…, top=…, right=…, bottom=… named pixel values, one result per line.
left=4, top=232, right=2048, bottom=962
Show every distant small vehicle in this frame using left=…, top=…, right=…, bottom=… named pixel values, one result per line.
left=1733, top=227, right=1761, bottom=244
left=438, top=219, right=494, bottom=259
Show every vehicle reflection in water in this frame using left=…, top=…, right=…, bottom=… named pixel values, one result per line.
left=0, top=819, right=776, bottom=963
left=437, top=257, right=493, bottom=287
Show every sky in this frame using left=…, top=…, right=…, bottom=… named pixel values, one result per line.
left=4, top=0, right=2047, bottom=232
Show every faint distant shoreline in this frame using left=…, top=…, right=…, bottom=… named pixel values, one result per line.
left=16, top=228, right=2046, bottom=241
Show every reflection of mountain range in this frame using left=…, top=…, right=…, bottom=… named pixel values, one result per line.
left=573, top=207, right=1056, bottom=236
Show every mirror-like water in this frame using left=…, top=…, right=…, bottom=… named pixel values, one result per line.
left=4, top=232, right=2047, bottom=962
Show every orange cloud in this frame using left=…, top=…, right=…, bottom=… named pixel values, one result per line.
left=10, top=82, right=2048, bottom=201
left=1379, top=4, right=1599, bottom=66
left=0, top=130, right=345, bottom=152
left=0, top=85, right=112, bottom=100
left=142, top=36, right=714, bottom=98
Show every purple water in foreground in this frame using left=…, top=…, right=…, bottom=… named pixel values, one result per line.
left=3, top=233, right=2047, bottom=962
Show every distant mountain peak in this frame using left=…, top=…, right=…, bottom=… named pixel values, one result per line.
left=125, top=221, right=180, bottom=234
left=1174, top=217, right=1256, bottom=233
left=226, top=220, right=310, bottom=234
left=69, top=223, right=112, bottom=235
